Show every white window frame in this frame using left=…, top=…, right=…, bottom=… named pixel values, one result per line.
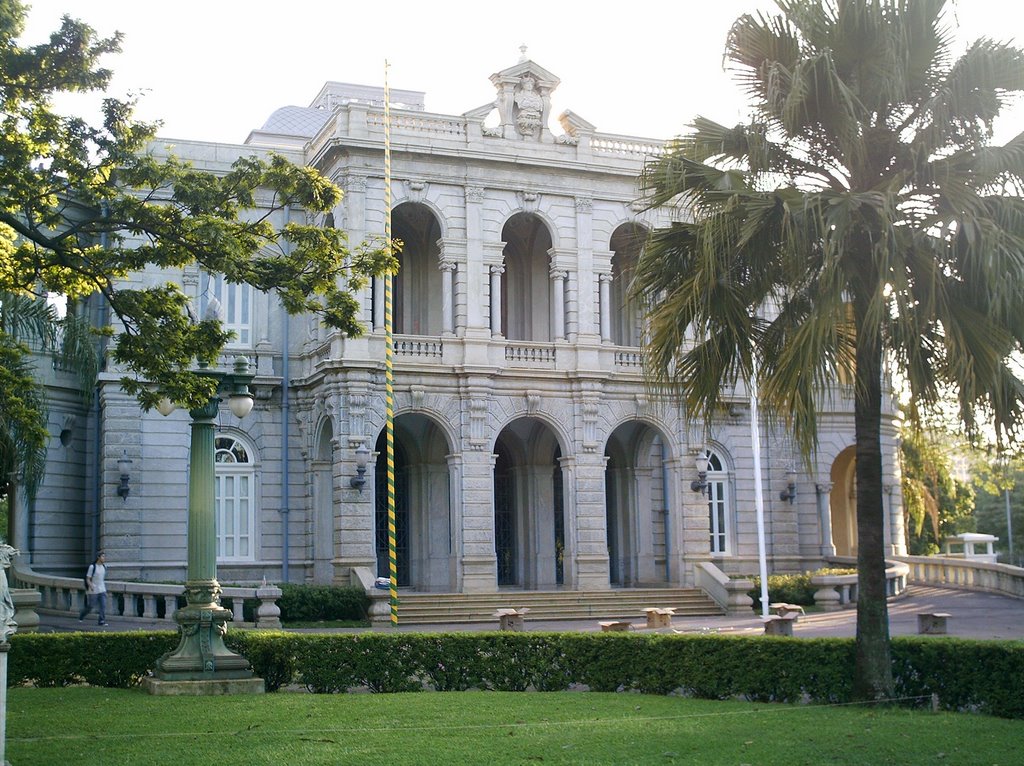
left=201, top=272, right=253, bottom=348
left=706, top=450, right=731, bottom=555
left=214, top=435, right=257, bottom=563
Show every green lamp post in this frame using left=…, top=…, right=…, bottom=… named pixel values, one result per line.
left=145, top=356, right=264, bottom=694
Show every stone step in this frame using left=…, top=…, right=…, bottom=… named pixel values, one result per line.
left=383, top=588, right=723, bottom=624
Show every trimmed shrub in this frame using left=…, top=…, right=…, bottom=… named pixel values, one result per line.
left=277, top=583, right=370, bottom=623
left=9, top=632, right=177, bottom=688
left=748, top=572, right=817, bottom=609
left=224, top=631, right=298, bottom=692
left=10, top=630, right=1023, bottom=718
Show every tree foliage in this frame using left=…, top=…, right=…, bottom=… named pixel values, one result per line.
left=0, top=0, right=395, bottom=414
left=0, top=290, right=98, bottom=499
left=633, top=0, right=1024, bottom=700
left=899, top=423, right=975, bottom=554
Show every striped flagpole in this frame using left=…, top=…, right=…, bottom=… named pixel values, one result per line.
left=383, top=60, right=398, bottom=625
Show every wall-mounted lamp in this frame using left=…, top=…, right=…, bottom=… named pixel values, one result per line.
left=350, top=443, right=370, bottom=490
left=690, top=451, right=710, bottom=494
left=779, top=468, right=797, bottom=504
left=116, top=450, right=133, bottom=501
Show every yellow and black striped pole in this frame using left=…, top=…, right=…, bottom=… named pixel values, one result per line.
left=383, top=60, right=398, bottom=625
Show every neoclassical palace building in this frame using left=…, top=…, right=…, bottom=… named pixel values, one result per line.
left=20, top=57, right=905, bottom=592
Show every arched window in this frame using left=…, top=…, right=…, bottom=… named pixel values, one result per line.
left=705, top=449, right=731, bottom=555
left=201, top=272, right=253, bottom=348
left=215, top=435, right=256, bottom=562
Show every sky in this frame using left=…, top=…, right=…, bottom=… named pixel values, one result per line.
left=17, top=0, right=1024, bottom=145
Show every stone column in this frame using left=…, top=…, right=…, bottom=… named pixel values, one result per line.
left=439, top=260, right=456, bottom=336
left=633, top=466, right=659, bottom=584
left=373, top=277, right=385, bottom=332
left=570, top=453, right=611, bottom=589
left=550, top=269, right=567, bottom=341
left=464, top=187, right=487, bottom=333
left=489, top=265, right=504, bottom=338
left=340, top=174, right=373, bottom=329
left=573, top=196, right=596, bottom=341
left=525, top=465, right=557, bottom=588
left=599, top=273, right=612, bottom=343
left=446, top=453, right=464, bottom=590
left=816, top=481, right=836, bottom=557
left=662, top=456, right=685, bottom=585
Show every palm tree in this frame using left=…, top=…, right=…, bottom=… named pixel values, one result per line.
left=0, top=291, right=99, bottom=503
left=633, top=0, right=1024, bottom=700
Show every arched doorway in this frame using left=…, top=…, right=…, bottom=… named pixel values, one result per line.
left=604, top=421, right=671, bottom=586
left=501, top=213, right=553, bottom=341
left=392, top=202, right=444, bottom=335
left=830, top=447, right=857, bottom=556
left=609, top=223, right=646, bottom=347
left=493, top=418, right=565, bottom=589
left=373, top=413, right=454, bottom=591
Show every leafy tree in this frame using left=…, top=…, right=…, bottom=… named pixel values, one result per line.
left=972, top=450, right=1023, bottom=565
left=899, top=423, right=975, bottom=555
left=0, top=0, right=395, bottom=419
left=0, top=290, right=98, bottom=502
left=633, top=0, right=1024, bottom=700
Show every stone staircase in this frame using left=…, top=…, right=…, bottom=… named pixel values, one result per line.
left=390, top=587, right=723, bottom=625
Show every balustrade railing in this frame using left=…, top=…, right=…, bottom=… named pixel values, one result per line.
left=504, top=342, right=556, bottom=367
left=896, top=555, right=1024, bottom=599
left=10, top=561, right=282, bottom=629
left=591, top=136, right=666, bottom=158
left=613, top=348, right=643, bottom=368
left=394, top=336, right=444, bottom=359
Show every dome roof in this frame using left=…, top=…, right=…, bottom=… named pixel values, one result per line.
left=258, top=106, right=332, bottom=138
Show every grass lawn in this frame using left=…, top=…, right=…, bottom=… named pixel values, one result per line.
left=7, top=687, right=1022, bottom=765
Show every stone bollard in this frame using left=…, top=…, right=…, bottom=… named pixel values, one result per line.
left=812, top=585, right=843, bottom=611
left=11, top=588, right=41, bottom=632
left=254, top=585, right=283, bottom=629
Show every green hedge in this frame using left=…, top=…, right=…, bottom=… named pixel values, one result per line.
left=10, top=632, right=1023, bottom=718
left=276, top=584, right=370, bottom=622
left=748, top=572, right=817, bottom=609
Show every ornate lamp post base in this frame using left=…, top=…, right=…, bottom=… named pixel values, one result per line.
left=144, top=580, right=265, bottom=695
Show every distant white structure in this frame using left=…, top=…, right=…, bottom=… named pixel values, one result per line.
left=18, top=58, right=904, bottom=593
left=943, top=533, right=999, bottom=564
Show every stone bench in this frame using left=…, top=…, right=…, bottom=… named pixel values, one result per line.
left=642, top=607, right=676, bottom=629
left=762, top=613, right=798, bottom=636
left=917, top=612, right=952, bottom=635
left=494, top=607, right=528, bottom=631
left=769, top=602, right=805, bottom=620
left=598, top=620, right=632, bottom=632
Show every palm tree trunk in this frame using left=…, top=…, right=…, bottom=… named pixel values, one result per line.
left=852, top=299, right=894, bottom=701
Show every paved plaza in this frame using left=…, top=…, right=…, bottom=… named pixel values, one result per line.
left=39, top=585, right=1022, bottom=640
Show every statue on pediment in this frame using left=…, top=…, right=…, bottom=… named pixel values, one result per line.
left=515, top=76, right=544, bottom=137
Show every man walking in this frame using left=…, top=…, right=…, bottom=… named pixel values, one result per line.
left=79, top=551, right=108, bottom=626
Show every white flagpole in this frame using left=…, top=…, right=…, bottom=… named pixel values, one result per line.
left=749, top=352, right=770, bottom=618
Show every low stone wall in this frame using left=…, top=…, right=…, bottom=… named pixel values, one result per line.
left=810, top=559, right=909, bottom=611
left=693, top=561, right=754, bottom=615
left=10, top=560, right=282, bottom=629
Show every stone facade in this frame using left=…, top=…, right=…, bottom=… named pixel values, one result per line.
left=19, top=58, right=905, bottom=591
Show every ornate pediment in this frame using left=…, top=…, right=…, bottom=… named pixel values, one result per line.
left=488, top=55, right=560, bottom=141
